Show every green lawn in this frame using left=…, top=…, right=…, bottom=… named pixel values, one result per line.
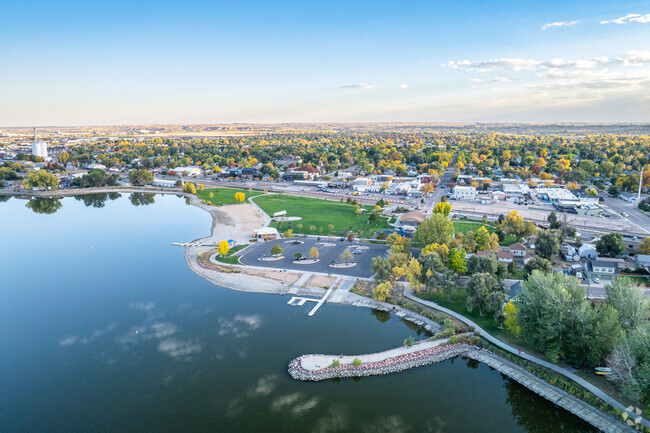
left=452, top=221, right=496, bottom=235
left=620, top=276, right=649, bottom=285
left=253, top=194, right=390, bottom=238
left=417, top=289, right=504, bottom=335
left=197, top=187, right=263, bottom=206
left=212, top=244, right=249, bottom=264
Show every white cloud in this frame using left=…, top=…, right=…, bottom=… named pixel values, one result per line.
left=542, top=20, right=579, bottom=30
left=468, top=78, right=483, bottom=83
left=340, top=83, right=375, bottom=89
left=541, top=57, right=608, bottom=69
left=157, top=338, right=202, bottom=359
left=616, top=50, right=650, bottom=66
left=60, top=336, right=78, bottom=346
left=218, top=314, right=263, bottom=338
left=491, top=76, right=513, bottom=82
left=248, top=375, right=280, bottom=397
left=397, top=83, right=408, bottom=89
left=537, top=68, right=650, bottom=90
left=601, top=13, right=650, bottom=24
left=445, top=58, right=539, bottom=71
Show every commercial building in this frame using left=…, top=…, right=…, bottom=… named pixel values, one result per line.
left=173, top=166, right=202, bottom=177
left=575, top=203, right=601, bottom=217
left=452, top=186, right=477, bottom=201
left=31, top=141, right=48, bottom=159
left=534, top=187, right=577, bottom=203
left=619, top=192, right=639, bottom=204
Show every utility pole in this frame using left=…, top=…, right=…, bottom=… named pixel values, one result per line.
left=638, top=164, right=646, bottom=205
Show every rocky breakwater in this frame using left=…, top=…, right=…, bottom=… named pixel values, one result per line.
left=288, top=343, right=471, bottom=381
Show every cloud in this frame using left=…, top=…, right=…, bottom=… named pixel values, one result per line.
left=218, top=314, right=263, bottom=338
left=540, top=57, right=608, bottom=69
left=542, top=20, right=579, bottom=30
left=616, top=50, right=650, bottom=66
left=601, top=13, right=650, bottom=24
left=340, top=83, right=375, bottom=89
left=248, top=375, right=280, bottom=397
left=129, top=302, right=155, bottom=312
left=157, top=338, right=202, bottom=359
left=397, top=83, right=408, bottom=89
left=537, top=68, right=650, bottom=90
left=445, top=58, right=540, bottom=71
left=60, top=336, right=79, bottom=346
left=491, top=76, right=513, bottom=83
left=468, top=78, right=483, bottom=83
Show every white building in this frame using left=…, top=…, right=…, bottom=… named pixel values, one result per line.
left=575, top=203, right=601, bottom=217
left=452, top=186, right=477, bottom=201
left=534, top=187, right=577, bottom=203
left=173, top=166, right=202, bottom=177
left=31, top=141, right=48, bottom=159
left=152, top=178, right=176, bottom=188
left=619, top=192, right=638, bottom=204
left=503, top=183, right=530, bottom=202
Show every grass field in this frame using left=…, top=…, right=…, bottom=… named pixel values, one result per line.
left=253, top=194, right=390, bottom=238
left=197, top=187, right=263, bottom=205
left=620, top=275, right=649, bottom=285
left=452, top=221, right=496, bottom=235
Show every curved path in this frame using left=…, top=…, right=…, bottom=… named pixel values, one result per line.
left=403, top=288, right=649, bottom=429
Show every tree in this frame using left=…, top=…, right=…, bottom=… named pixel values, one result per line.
left=523, top=255, right=552, bottom=275
left=386, top=233, right=410, bottom=250
left=371, top=256, right=392, bottom=282
left=218, top=240, right=229, bottom=255
left=465, top=272, right=502, bottom=318
left=432, top=201, right=452, bottom=217
left=474, top=226, right=499, bottom=251
left=128, top=169, right=153, bottom=186
left=500, top=210, right=529, bottom=240
left=638, top=237, right=650, bottom=255
left=309, top=247, right=319, bottom=259
left=58, top=151, right=70, bottom=164
left=414, top=213, right=454, bottom=247
left=270, top=244, right=283, bottom=256
left=284, top=228, right=293, bottom=238
left=404, top=258, right=423, bottom=292
left=608, top=185, right=619, bottom=196
left=535, top=229, right=560, bottom=260
left=448, top=248, right=467, bottom=274
left=234, top=192, right=245, bottom=203
left=26, top=197, right=62, bottom=214
left=183, top=182, right=197, bottom=194
left=198, top=184, right=204, bottom=192
left=504, top=300, right=521, bottom=335
left=339, top=249, right=354, bottom=263
left=467, top=254, right=497, bottom=275
left=547, top=211, right=560, bottom=230
left=596, top=232, right=624, bottom=257
left=421, top=243, right=449, bottom=263
left=605, top=278, right=649, bottom=332
left=24, top=169, right=59, bottom=190
left=373, top=281, right=392, bottom=302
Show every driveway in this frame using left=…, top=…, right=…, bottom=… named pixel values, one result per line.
left=238, top=237, right=389, bottom=278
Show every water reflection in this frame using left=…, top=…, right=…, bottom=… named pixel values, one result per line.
left=0, top=195, right=10, bottom=203
left=129, top=192, right=156, bottom=206
left=74, top=192, right=122, bottom=208
left=399, top=317, right=433, bottom=337
left=370, top=309, right=391, bottom=323
left=26, top=197, right=63, bottom=214
left=503, top=376, right=597, bottom=433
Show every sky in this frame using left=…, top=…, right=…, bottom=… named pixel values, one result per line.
left=1, top=0, right=650, bottom=125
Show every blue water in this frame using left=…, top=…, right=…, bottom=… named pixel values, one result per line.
left=0, top=194, right=595, bottom=432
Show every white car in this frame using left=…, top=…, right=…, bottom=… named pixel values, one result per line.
left=592, top=277, right=600, bottom=284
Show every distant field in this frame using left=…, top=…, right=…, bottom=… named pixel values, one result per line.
left=253, top=194, right=390, bottom=238
left=197, top=187, right=263, bottom=205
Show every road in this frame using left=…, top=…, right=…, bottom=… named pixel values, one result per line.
left=601, top=196, right=650, bottom=235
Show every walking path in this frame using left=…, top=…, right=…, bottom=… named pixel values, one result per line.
left=403, top=288, right=649, bottom=429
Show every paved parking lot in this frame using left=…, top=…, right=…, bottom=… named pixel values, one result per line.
left=238, top=237, right=389, bottom=278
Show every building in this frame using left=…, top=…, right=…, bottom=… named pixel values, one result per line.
left=508, top=243, right=528, bottom=257
left=635, top=254, right=650, bottom=273
left=31, top=141, right=48, bottom=159
left=619, top=192, right=639, bottom=204
left=503, top=183, right=530, bottom=202
left=275, top=155, right=302, bottom=167
left=253, top=227, right=279, bottom=240
left=398, top=212, right=427, bottom=227
left=586, top=259, right=619, bottom=281
left=173, top=166, right=202, bottom=177
left=452, top=186, right=477, bottom=201
left=497, top=251, right=514, bottom=263
left=152, top=178, right=176, bottom=188
left=578, top=244, right=598, bottom=259
left=575, top=203, right=601, bottom=217
left=504, top=279, right=523, bottom=301
left=534, top=187, right=577, bottom=203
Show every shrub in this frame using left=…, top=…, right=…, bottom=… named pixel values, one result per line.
left=330, top=359, right=341, bottom=368
left=352, top=358, right=362, bottom=367
left=376, top=232, right=387, bottom=240
left=404, top=336, right=415, bottom=347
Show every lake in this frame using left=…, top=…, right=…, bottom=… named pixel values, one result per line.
left=0, top=193, right=596, bottom=432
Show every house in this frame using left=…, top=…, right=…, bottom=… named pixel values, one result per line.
left=508, top=243, right=528, bottom=257
left=452, top=186, right=477, bottom=201
left=636, top=254, right=650, bottom=273
left=578, top=244, right=598, bottom=259
left=527, top=235, right=537, bottom=249
left=497, top=251, right=514, bottom=263
left=619, top=192, right=639, bottom=204
left=152, top=178, right=176, bottom=188
left=586, top=259, right=619, bottom=281
left=275, top=155, right=302, bottom=167
left=504, top=279, right=523, bottom=302
left=173, top=166, right=201, bottom=177
left=253, top=227, right=279, bottom=240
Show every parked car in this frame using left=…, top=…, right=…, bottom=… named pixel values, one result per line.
left=598, top=196, right=604, bottom=202
left=603, top=213, right=610, bottom=217
left=593, top=277, right=600, bottom=284
left=353, top=249, right=362, bottom=255
left=339, top=237, right=345, bottom=241
left=291, top=240, right=301, bottom=245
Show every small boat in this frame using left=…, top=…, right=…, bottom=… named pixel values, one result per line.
left=595, top=367, right=612, bottom=373
left=596, top=371, right=612, bottom=376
